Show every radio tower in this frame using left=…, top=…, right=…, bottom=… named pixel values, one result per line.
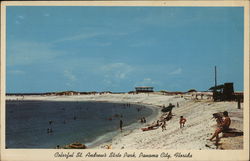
left=215, top=66, right=217, bottom=88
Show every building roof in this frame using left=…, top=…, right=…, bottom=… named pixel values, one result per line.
left=209, top=84, right=224, bottom=90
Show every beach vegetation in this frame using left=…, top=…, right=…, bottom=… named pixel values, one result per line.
left=187, top=89, right=197, bottom=93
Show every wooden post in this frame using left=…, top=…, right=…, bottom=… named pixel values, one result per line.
left=237, top=97, right=241, bottom=109
left=215, top=66, right=217, bottom=87
left=213, top=66, right=217, bottom=101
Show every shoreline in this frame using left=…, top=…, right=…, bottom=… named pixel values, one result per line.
left=7, top=95, right=163, bottom=149
left=6, top=93, right=175, bottom=149
left=89, top=103, right=162, bottom=149
left=6, top=93, right=244, bottom=149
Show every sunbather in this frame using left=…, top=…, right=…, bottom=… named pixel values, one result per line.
left=149, top=120, right=161, bottom=128
left=209, top=111, right=231, bottom=143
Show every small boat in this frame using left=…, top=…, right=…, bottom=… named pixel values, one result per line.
left=64, top=142, right=87, bottom=149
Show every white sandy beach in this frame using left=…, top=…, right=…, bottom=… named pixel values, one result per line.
left=6, top=92, right=244, bottom=150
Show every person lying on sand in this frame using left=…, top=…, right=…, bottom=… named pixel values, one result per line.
left=209, top=111, right=231, bottom=143
left=179, top=116, right=186, bottom=128
left=149, top=120, right=162, bottom=128
left=141, top=120, right=162, bottom=131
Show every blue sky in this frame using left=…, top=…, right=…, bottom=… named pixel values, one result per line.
left=6, top=6, right=244, bottom=93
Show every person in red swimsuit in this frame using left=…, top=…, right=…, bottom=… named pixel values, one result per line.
left=179, top=116, right=186, bottom=128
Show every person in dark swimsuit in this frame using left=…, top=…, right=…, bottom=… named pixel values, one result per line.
left=209, top=111, right=231, bottom=143
left=120, top=120, right=123, bottom=132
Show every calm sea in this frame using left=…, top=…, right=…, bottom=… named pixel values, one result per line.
left=6, top=100, right=154, bottom=148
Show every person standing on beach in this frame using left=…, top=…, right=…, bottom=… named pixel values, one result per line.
left=140, top=118, right=144, bottom=123
left=179, top=116, right=186, bottom=128
left=120, top=120, right=123, bottom=132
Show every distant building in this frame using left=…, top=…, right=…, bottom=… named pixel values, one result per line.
left=135, top=86, right=154, bottom=92
left=209, top=82, right=237, bottom=101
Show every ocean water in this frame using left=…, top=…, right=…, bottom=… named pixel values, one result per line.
left=6, top=100, right=154, bottom=148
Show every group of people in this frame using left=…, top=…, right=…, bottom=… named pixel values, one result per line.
left=108, top=102, right=232, bottom=147
left=140, top=117, right=146, bottom=123
left=48, top=120, right=53, bottom=133
left=160, top=110, right=232, bottom=145
left=47, top=128, right=53, bottom=133
left=141, top=115, right=187, bottom=132
left=47, top=115, right=77, bottom=134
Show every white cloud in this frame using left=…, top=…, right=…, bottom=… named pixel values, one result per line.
left=101, top=63, right=133, bottom=80
left=15, top=20, right=20, bottom=24
left=53, top=30, right=128, bottom=44
left=63, top=70, right=76, bottom=81
left=14, top=15, right=25, bottom=24
left=44, top=13, right=50, bottom=17
left=65, top=82, right=73, bottom=87
left=129, top=39, right=156, bottom=47
left=18, top=15, right=25, bottom=19
left=169, top=68, right=182, bottom=75
left=97, top=42, right=112, bottom=47
left=7, top=41, right=62, bottom=66
left=9, top=70, right=25, bottom=75
left=63, top=69, right=77, bottom=87
left=135, top=78, right=158, bottom=87
left=100, top=63, right=134, bottom=88
left=53, top=32, right=104, bottom=43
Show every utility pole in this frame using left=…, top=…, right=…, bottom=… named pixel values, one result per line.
left=237, top=96, right=241, bottom=109
left=215, top=66, right=217, bottom=88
